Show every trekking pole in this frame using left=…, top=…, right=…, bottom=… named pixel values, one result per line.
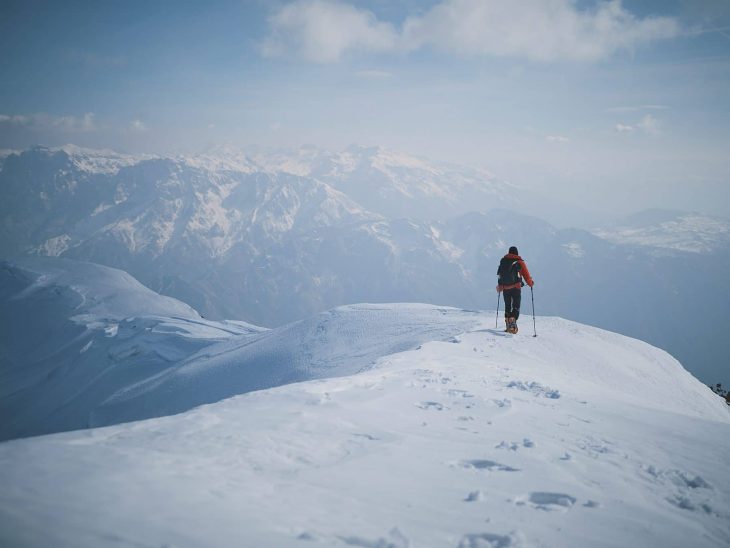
left=530, top=286, right=537, bottom=337
left=495, top=291, right=500, bottom=329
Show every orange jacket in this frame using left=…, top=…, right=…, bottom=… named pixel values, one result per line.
left=497, top=253, right=534, bottom=291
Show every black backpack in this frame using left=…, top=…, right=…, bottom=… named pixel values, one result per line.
left=498, top=257, right=521, bottom=286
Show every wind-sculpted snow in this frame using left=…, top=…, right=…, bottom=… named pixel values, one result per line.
left=0, top=257, right=262, bottom=440
left=94, top=304, right=484, bottom=426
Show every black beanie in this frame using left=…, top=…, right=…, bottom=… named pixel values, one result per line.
left=509, top=246, right=518, bottom=255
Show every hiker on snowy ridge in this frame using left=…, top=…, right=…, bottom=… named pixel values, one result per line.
left=497, top=246, right=534, bottom=334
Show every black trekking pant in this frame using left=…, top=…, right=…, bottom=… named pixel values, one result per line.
left=503, top=288, right=522, bottom=320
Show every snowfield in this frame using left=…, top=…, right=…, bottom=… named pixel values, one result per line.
left=1, top=261, right=729, bottom=547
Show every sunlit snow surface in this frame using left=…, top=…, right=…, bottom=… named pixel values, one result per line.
left=1, top=261, right=729, bottom=546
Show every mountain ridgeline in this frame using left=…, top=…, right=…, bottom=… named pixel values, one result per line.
left=1, top=145, right=729, bottom=386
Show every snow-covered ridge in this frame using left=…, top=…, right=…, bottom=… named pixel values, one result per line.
left=0, top=258, right=478, bottom=439
left=0, top=257, right=263, bottom=440
left=49, top=144, right=151, bottom=174
left=0, top=257, right=728, bottom=547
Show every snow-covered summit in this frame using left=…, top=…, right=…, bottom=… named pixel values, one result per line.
left=38, top=144, right=147, bottom=174
left=0, top=257, right=728, bottom=546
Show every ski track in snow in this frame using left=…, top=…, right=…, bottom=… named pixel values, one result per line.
left=1, top=318, right=729, bottom=547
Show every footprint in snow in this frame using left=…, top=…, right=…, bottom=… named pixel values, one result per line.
left=352, top=433, right=379, bottom=441
left=458, top=532, right=520, bottom=548
left=459, top=459, right=520, bottom=472
left=496, top=439, right=534, bottom=451
left=644, top=466, right=711, bottom=490
left=495, top=441, right=519, bottom=451
left=506, top=380, right=560, bottom=399
left=643, top=466, right=714, bottom=514
left=297, top=531, right=323, bottom=541
left=338, top=527, right=410, bottom=548
left=416, top=401, right=444, bottom=411
left=448, top=389, right=475, bottom=398
left=517, top=492, right=577, bottom=511
left=464, top=490, right=485, bottom=502
left=667, top=495, right=714, bottom=514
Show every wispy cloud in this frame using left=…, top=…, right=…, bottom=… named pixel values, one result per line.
left=636, top=114, right=660, bottom=135
left=546, top=135, right=570, bottom=143
left=262, top=0, right=681, bottom=63
left=130, top=119, right=147, bottom=132
left=0, top=112, right=96, bottom=132
left=0, top=114, right=29, bottom=125
left=614, top=114, right=661, bottom=135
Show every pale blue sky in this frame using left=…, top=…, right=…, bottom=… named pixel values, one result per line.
left=2, top=0, right=729, bottom=216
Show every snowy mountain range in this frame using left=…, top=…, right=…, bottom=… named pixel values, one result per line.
left=0, top=256, right=728, bottom=546
left=1, top=144, right=729, bottom=389
left=593, top=209, right=730, bottom=254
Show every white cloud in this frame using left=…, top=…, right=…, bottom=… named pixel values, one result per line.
left=614, top=114, right=661, bottom=135
left=0, top=114, right=29, bottom=125
left=546, top=135, right=570, bottom=143
left=0, top=112, right=95, bottom=132
left=636, top=114, right=660, bottom=135
left=261, top=0, right=399, bottom=63
left=403, top=0, right=680, bottom=62
left=262, top=0, right=680, bottom=63
left=130, top=119, right=147, bottom=132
